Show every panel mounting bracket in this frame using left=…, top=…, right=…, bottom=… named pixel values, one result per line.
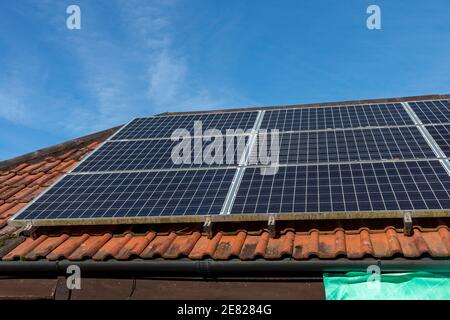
left=403, top=211, right=413, bottom=236
left=16, top=222, right=35, bottom=237
left=203, top=216, right=213, bottom=239
left=268, top=214, right=276, bottom=238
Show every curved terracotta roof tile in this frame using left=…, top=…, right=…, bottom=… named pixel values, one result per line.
left=140, top=232, right=177, bottom=258
left=115, top=232, right=156, bottom=260
left=46, top=234, right=90, bottom=260
left=93, top=234, right=134, bottom=261
left=67, top=234, right=112, bottom=261
left=23, top=235, right=70, bottom=260
left=214, top=232, right=246, bottom=260
left=189, top=233, right=222, bottom=260
left=2, top=235, right=48, bottom=261
left=163, top=232, right=202, bottom=259
left=265, top=231, right=294, bottom=259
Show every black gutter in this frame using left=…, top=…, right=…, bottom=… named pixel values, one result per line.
left=0, top=258, right=448, bottom=278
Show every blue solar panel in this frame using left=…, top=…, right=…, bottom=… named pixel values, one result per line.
left=408, top=100, right=450, bottom=124
left=74, top=135, right=249, bottom=173
left=232, top=161, right=450, bottom=214
left=260, top=103, right=413, bottom=131
left=251, top=127, right=435, bottom=164
left=426, top=124, right=450, bottom=157
left=15, top=169, right=236, bottom=221
left=112, top=112, right=258, bottom=140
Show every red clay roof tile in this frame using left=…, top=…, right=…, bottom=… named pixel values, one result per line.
left=3, top=226, right=449, bottom=262
left=17, top=162, right=47, bottom=175
left=2, top=173, right=31, bottom=187
left=50, top=160, right=77, bottom=173
left=23, top=235, right=70, bottom=260
left=10, top=185, right=42, bottom=203
left=115, top=232, right=156, bottom=260
left=140, top=232, right=177, bottom=258
left=0, top=174, right=16, bottom=185
left=46, top=234, right=90, bottom=260
left=67, top=234, right=113, bottom=261
left=189, top=233, right=222, bottom=260
left=214, top=232, right=246, bottom=260
left=0, top=185, right=26, bottom=201
left=30, top=161, right=61, bottom=174
left=0, top=203, right=26, bottom=220
left=163, top=232, right=201, bottom=259
left=8, top=163, right=29, bottom=173
left=28, top=172, right=60, bottom=187
left=92, top=233, right=134, bottom=261
left=2, top=236, right=48, bottom=261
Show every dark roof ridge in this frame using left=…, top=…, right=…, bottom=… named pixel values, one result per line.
left=0, top=126, right=121, bottom=172
left=159, top=93, right=450, bottom=116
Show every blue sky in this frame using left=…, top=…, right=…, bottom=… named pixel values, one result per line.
left=0, top=0, right=449, bottom=160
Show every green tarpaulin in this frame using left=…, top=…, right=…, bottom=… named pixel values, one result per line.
left=323, top=272, right=450, bottom=300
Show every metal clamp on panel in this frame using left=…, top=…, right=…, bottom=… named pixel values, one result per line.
left=203, top=216, right=213, bottom=239
left=403, top=211, right=413, bottom=236
left=268, top=214, right=276, bottom=238
left=17, top=222, right=35, bottom=237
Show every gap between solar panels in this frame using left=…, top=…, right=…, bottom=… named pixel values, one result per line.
left=9, top=99, right=450, bottom=227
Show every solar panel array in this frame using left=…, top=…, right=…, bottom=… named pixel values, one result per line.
left=11, top=99, right=450, bottom=225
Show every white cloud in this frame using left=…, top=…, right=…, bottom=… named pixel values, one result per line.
left=148, top=51, right=187, bottom=107
left=0, top=0, right=259, bottom=138
left=0, top=91, right=28, bottom=124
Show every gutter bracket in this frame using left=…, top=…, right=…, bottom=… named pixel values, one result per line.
left=403, top=211, right=413, bottom=236
left=268, top=214, right=276, bottom=238
left=203, top=216, right=213, bottom=239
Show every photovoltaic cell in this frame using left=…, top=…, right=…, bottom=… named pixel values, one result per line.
left=426, top=124, right=450, bottom=157
left=260, top=103, right=413, bottom=131
left=251, top=127, right=436, bottom=164
left=408, top=100, right=450, bottom=124
left=231, top=161, right=450, bottom=214
left=74, top=135, right=249, bottom=172
left=112, top=112, right=258, bottom=140
left=16, top=169, right=236, bottom=221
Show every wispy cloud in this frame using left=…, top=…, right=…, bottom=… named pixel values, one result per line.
left=0, top=0, right=258, bottom=140
left=148, top=51, right=187, bottom=108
